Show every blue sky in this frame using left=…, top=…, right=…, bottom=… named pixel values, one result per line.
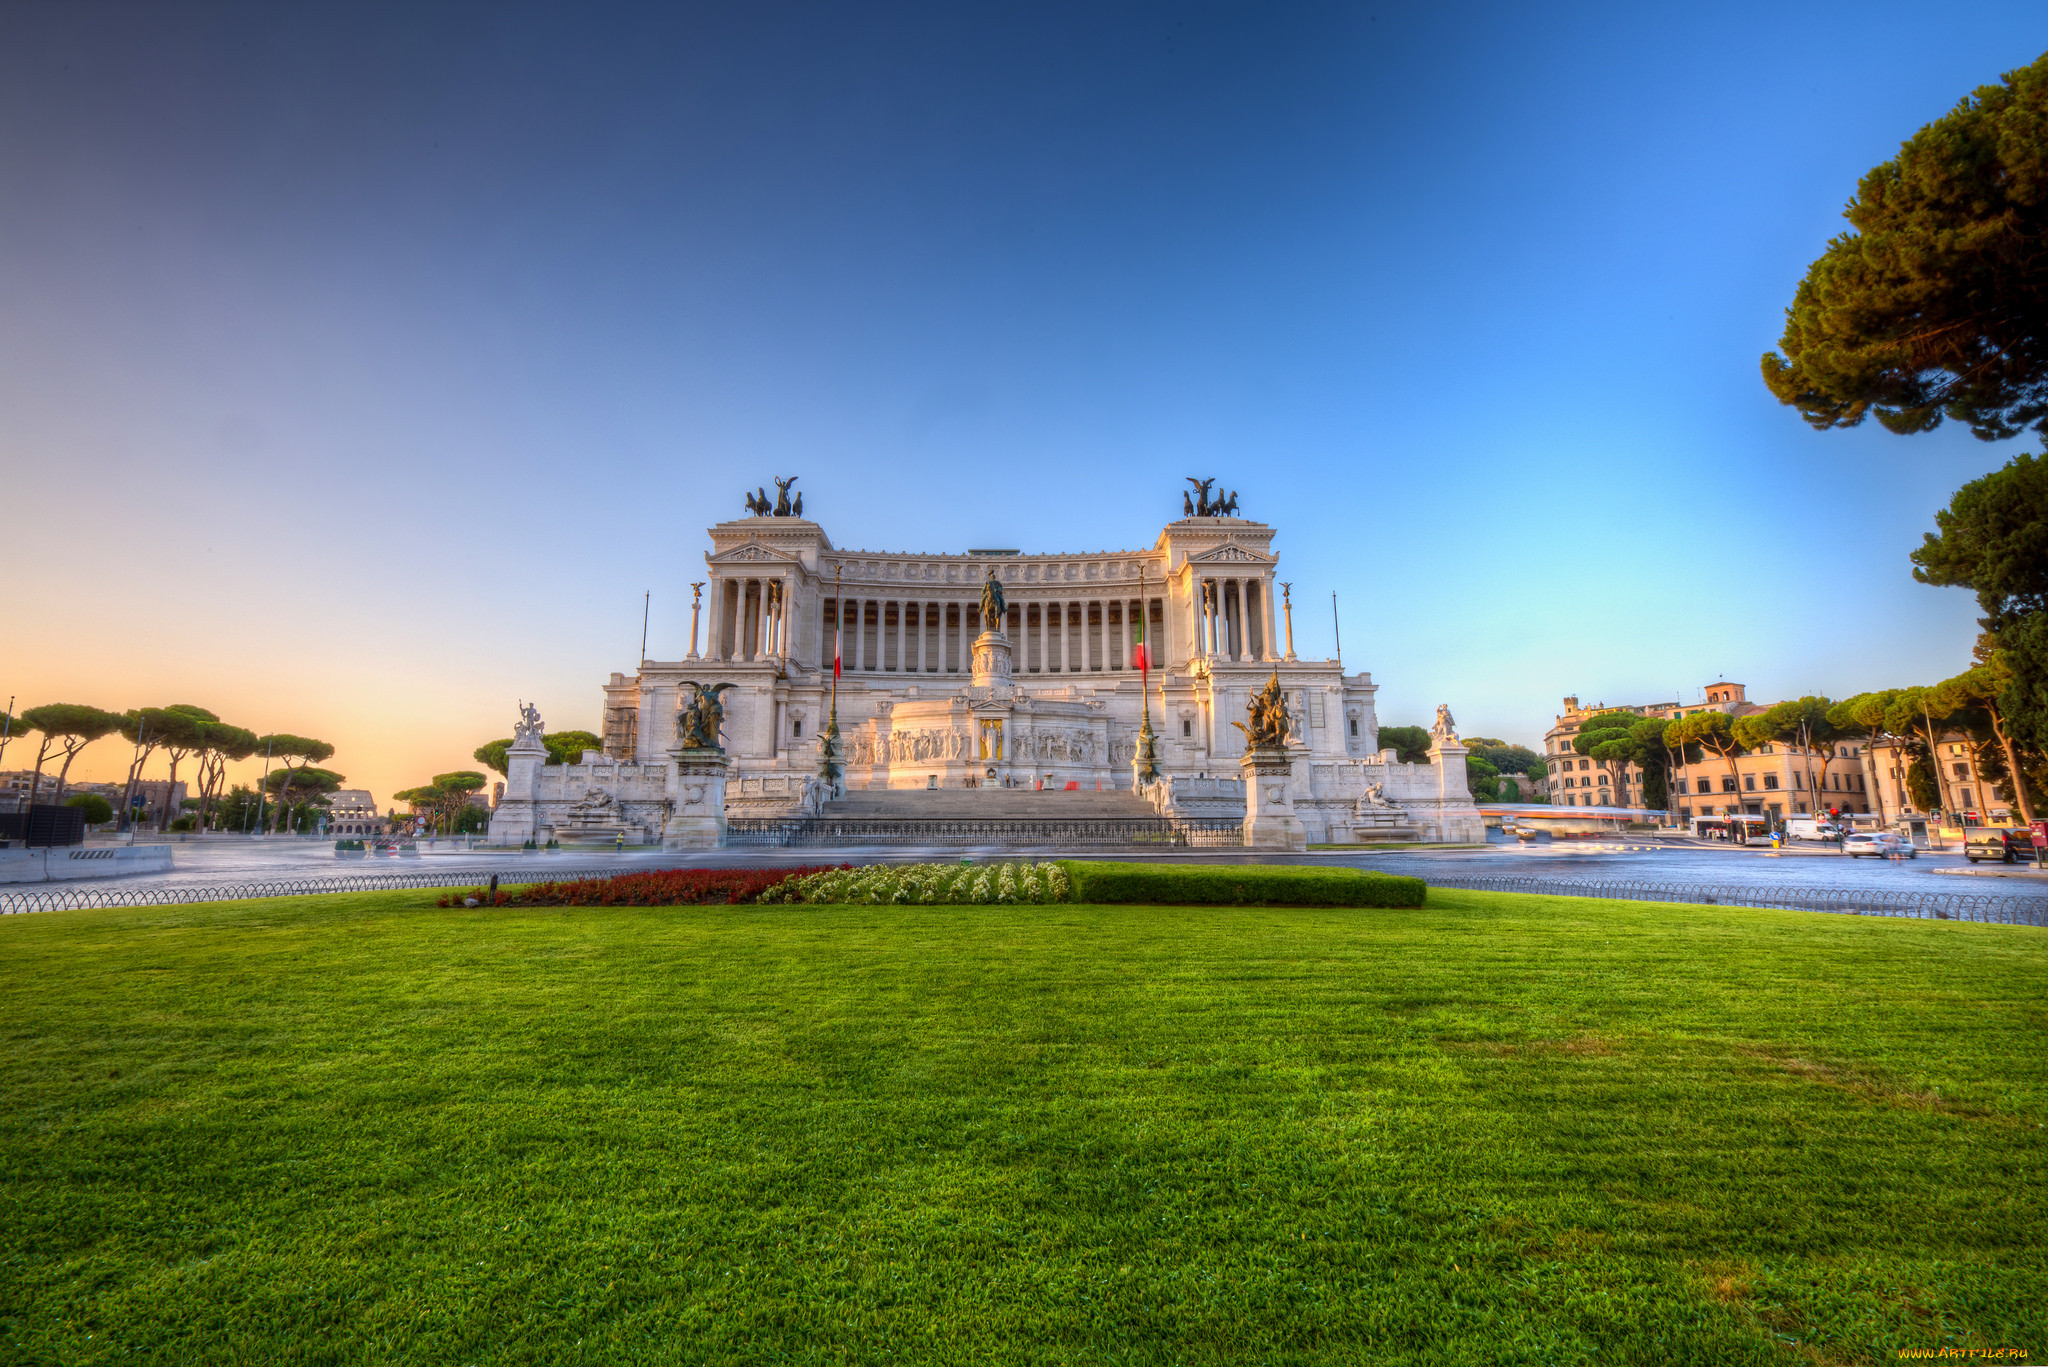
left=2, top=2, right=2042, bottom=799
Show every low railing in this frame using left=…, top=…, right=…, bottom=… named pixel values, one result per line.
left=10, top=859, right=2041, bottom=927
left=0, top=866, right=627, bottom=916
left=725, top=817, right=1246, bottom=848
left=1426, top=874, right=2048, bottom=927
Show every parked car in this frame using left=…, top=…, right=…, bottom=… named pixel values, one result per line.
left=1784, top=817, right=1844, bottom=842
left=1844, top=832, right=1915, bottom=859
left=1964, top=827, right=2036, bottom=864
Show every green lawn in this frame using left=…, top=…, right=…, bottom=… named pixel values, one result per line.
left=1, top=888, right=2043, bottom=1365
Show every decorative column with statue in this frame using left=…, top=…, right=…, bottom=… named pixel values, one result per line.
left=1236, top=672, right=1307, bottom=850
left=1422, top=704, right=1486, bottom=843
left=665, top=680, right=734, bottom=849
left=969, top=567, right=1013, bottom=688
left=486, top=701, right=549, bottom=848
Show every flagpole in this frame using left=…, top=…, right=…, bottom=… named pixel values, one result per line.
left=1134, top=568, right=1158, bottom=787
left=820, top=565, right=843, bottom=793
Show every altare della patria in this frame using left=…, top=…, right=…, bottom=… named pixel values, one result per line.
left=489, top=478, right=1481, bottom=850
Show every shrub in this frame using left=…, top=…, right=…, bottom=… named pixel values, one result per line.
left=64, top=793, right=114, bottom=825
left=760, top=861, right=1072, bottom=906
left=168, top=816, right=197, bottom=832
left=435, top=865, right=845, bottom=909
left=1057, top=861, right=1425, bottom=908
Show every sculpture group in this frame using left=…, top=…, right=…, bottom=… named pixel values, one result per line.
left=744, top=476, right=803, bottom=518
left=676, top=681, right=734, bottom=750
left=1182, top=478, right=1240, bottom=519
left=1231, top=671, right=1294, bottom=750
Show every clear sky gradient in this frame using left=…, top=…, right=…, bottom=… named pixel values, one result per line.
left=3, top=3, right=2043, bottom=805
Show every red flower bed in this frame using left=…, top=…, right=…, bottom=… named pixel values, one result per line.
left=435, top=865, right=847, bottom=909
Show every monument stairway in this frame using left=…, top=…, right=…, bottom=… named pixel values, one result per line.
left=725, top=785, right=1243, bottom=848
left=822, top=788, right=1158, bottom=819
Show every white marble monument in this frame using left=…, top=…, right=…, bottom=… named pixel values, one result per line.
left=487, top=478, right=1482, bottom=845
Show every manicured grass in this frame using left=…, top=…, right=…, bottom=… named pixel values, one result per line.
left=1, top=889, right=2043, bottom=1365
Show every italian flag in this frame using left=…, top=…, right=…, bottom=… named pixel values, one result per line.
left=1132, top=604, right=1149, bottom=675
left=834, top=604, right=843, bottom=679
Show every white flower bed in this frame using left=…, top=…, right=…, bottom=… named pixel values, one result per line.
left=758, top=861, right=1072, bottom=906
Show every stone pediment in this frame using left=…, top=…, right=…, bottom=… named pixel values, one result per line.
left=1186, top=543, right=1273, bottom=565
left=708, top=540, right=804, bottom=566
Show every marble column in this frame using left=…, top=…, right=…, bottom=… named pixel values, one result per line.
left=1259, top=579, right=1271, bottom=661
left=706, top=579, right=725, bottom=661
left=755, top=579, right=770, bottom=662
left=1230, top=580, right=1244, bottom=661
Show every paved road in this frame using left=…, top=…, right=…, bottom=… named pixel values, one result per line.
left=21, top=833, right=2046, bottom=903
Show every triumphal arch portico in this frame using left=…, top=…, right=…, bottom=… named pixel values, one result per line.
left=488, top=478, right=1481, bottom=846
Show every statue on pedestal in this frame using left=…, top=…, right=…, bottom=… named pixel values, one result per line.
left=1431, top=703, right=1458, bottom=742
left=513, top=701, right=545, bottom=747
left=676, top=681, right=734, bottom=751
left=979, top=569, right=1006, bottom=634
left=1231, top=672, right=1293, bottom=750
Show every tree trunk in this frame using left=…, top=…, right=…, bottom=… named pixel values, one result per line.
left=1919, top=708, right=1954, bottom=818
left=1984, top=703, right=2035, bottom=824
left=52, top=742, right=83, bottom=805
left=157, top=753, right=186, bottom=832
left=119, top=742, right=151, bottom=833
left=22, top=738, right=53, bottom=826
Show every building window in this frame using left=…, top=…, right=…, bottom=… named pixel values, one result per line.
left=1697, top=778, right=1711, bottom=794
left=792, top=720, right=802, bottom=737
left=1721, top=777, right=1738, bottom=793
left=1763, top=774, right=1778, bottom=790
left=1744, top=776, right=1756, bottom=791
left=1952, top=763, right=1969, bottom=779
left=1961, top=788, right=1973, bottom=808
left=1349, top=720, right=1358, bottom=736
left=1183, top=721, right=1192, bottom=737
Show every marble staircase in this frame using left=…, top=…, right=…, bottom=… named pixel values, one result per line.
left=819, top=788, right=1157, bottom=820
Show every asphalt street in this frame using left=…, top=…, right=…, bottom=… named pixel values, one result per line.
left=18, top=832, right=2047, bottom=902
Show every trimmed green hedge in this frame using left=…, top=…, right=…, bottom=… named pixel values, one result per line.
left=1056, top=861, right=1425, bottom=907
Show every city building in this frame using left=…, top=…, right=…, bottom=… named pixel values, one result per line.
left=1542, top=684, right=1874, bottom=821
left=0, top=771, right=186, bottom=822
left=1864, top=734, right=2013, bottom=826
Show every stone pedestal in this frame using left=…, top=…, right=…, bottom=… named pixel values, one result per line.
left=486, top=731, right=548, bottom=846
left=664, top=747, right=731, bottom=849
left=970, top=629, right=1012, bottom=687
left=1240, top=745, right=1306, bottom=850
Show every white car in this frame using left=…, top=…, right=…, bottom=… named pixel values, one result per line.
left=1845, top=832, right=1915, bottom=859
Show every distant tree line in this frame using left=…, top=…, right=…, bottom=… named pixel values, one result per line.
left=0, top=703, right=337, bottom=833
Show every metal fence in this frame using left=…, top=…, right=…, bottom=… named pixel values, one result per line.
left=7, top=861, right=2044, bottom=928
left=0, top=866, right=627, bottom=916
left=724, top=816, right=1247, bottom=848
left=1426, top=874, right=2048, bottom=927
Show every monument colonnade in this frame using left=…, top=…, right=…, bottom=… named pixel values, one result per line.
left=688, top=571, right=1286, bottom=671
